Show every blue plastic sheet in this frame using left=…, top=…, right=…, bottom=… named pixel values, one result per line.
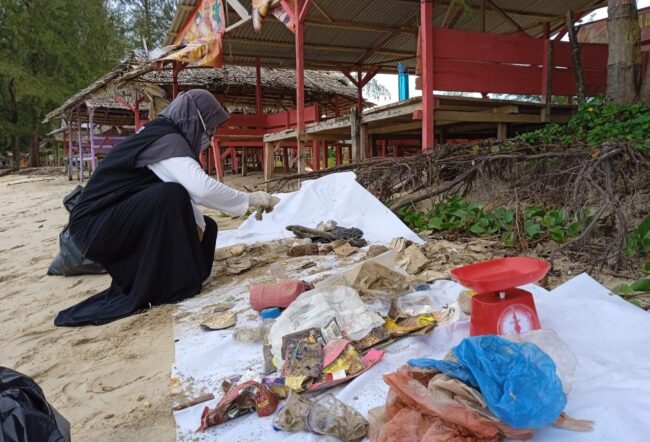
left=409, top=335, right=567, bottom=429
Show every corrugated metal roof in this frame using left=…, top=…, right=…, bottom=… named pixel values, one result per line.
left=166, top=0, right=606, bottom=73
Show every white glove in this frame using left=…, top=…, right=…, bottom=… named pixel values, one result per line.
left=248, top=191, right=274, bottom=208
left=248, top=191, right=279, bottom=221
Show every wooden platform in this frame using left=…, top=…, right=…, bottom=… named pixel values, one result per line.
left=262, top=95, right=575, bottom=180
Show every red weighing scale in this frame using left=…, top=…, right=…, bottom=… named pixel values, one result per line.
left=451, top=257, right=550, bottom=336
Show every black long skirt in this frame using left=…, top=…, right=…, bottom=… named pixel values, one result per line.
left=54, top=182, right=217, bottom=326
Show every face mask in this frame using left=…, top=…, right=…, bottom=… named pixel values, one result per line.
left=200, top=133, right=212, bottom=150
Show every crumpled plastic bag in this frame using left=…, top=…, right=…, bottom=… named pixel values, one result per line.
left=0, top=367, right=71, bottom=442
left=268, top=286, right=384, bottom=365
left=411, top=335, right=567, bottom=429
left=503, top=329, right=577, bottom=394
left=48, top=185, right=105, bottom=276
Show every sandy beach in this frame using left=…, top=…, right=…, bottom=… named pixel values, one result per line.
left=0, top=168, right=262, bottom=441
left=0, top=168, right=634, bottom=441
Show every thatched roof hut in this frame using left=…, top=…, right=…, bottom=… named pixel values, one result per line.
left=45, top=52, right=360, bottom=129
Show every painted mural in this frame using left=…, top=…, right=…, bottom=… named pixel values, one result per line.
left=169, top=0, right=226, bottom=67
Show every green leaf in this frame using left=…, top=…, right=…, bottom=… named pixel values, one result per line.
left=644, top=261, right=650, bottom=276
left=631, top=279, right=650, bottom=292
left=428, top=217, right=443, bottom=230
left=524, top=222, right=541, bottom=237
left=550, top=227, right=565, bottom=243
left=469, top=223, right=486, bottom=235
left=613, top=284, right=634, bottom=295
left=452, top=209, right=470, bottom=220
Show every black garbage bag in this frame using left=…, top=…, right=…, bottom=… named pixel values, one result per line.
left=0, top=367, right=71, bottom=442
left=62, top=185, right=84, bottom=213
left=47, top=227, right=105, bottom=276
left=47, top=186, right=105, bottom=276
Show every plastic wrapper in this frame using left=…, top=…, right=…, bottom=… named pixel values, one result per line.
left=272, top=391, right=312, bottom=432
left=306, top=394, right=368, bottom=441
left=316, top=250, right=410, bottom=300
left=281, top=329, right=324, bottom=379
left=396, top=290, right=461, bottom=326
left=0, top=367, right=71, bottom=442
left=198, top=381, right=278, bottom=432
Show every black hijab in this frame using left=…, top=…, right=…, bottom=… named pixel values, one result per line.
left=135, top=89, right=230, bottom=166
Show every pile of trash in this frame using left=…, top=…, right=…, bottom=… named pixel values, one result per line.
left=192, top=219, right=591, bottom=441
left=195, top=225, right=466, bottom=437
left=369, top=334, right=592, bottom=441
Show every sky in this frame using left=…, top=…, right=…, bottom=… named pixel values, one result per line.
left=371, top=1, right=650, bottom=105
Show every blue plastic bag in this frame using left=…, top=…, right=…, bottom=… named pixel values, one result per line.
left=410, top=335, right=566, bottom=429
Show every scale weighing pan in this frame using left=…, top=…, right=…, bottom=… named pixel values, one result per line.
left=451, top=257, right=550, bottom=293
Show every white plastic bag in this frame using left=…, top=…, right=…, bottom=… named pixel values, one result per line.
left=268, top=286, right=384, bottom=364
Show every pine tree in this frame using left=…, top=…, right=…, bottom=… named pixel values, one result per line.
left=117, top=0, right=177, bottom=50
left=0, top=0, right=125, bottom=167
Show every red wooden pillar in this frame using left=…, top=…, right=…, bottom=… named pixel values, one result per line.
left=356, top=69, right=364, bottom=113
left=294, top=0, right=311, bottom=173
left=213, top=139, right=224, bottom=181
left=541, top=22, right=552, bottom=122
left=420, top=0, right=435, bottom=151
left=255, top=56, right=263, bottom=115
left=335, top=143, right=342, bottom=166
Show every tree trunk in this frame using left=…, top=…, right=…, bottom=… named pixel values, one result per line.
left=641, top=57, right=650, bottom=105
left=29, top=131, right=39, bottom=167
left=566, top=10, right=586, bottom=104
left=8, top=77, right=20, bottom=169
left=606, top=0, right=641, bottom=104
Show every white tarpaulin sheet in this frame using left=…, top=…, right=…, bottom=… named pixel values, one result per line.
left=216, top=172, right=423, bottom=248
left=173, top=272, right=650, bottom=442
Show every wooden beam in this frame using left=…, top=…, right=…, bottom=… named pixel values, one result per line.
left=360, top=123, right=368, bottom=160
left=541, top=23, right=553, bottom=123
left=441, top=2, right=457, bottom=29
left=485, top=0, right=524, bottom=32
left=434, top=1, right=558, bottom=20
left=226, top=0, right=250, bottom=20
left=305, top=17, right=418, bottom=35
left=224, top=36, right=413, bottom=58
left=299, top=0, right=313, bottom=22
left=497, top=123, right=508, bottom=140
left=362, top=101, right=422, bottom=124
left=480, top=0, right=486, bottom=32
left=350, top=108, right=361, bottom=162
left=368, top=121, right=422, bottom=135
left=435, top=110, right=543, bottom=124
left=226, top=17, right=251, bottom=33
left=311, top=0, right=333, bottom=22
left=421, top=0, right=435, bottom=151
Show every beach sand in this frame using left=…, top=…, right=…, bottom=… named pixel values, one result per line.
left=0, top=168, right=261, bottom=441
left=0, top=168, right=632, bottom=441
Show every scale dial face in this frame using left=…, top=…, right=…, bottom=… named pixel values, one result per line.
left=497, top=304, right=539, bottom=334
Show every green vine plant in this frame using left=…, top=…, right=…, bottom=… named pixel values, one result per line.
left=397, top=195, right=587, bottom=248
left=519, top=98, right=650, bottom=150
left=613, top=216, right=650, bottom=304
